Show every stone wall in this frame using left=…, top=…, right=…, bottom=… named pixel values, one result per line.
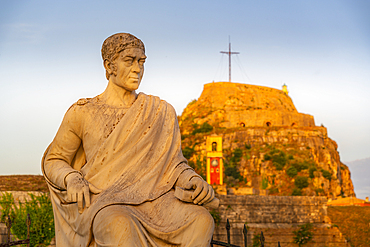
left=1, top=192, right=348, bottom=246
left=212, top=195, right=348, bottom=246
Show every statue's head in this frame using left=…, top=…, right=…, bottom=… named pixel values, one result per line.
left=101, top=33, right=146, bottom=87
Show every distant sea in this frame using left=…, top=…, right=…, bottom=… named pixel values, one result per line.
left=345, top=157, right=370, bottom=200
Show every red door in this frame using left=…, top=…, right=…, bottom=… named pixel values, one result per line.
left=210, top=157, right=220, bottom=185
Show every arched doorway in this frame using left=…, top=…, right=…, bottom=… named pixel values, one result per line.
left=212, top=142, right=217, bottom=151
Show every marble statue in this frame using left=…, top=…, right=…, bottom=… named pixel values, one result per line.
left=42, top=33, right=216, bottom=246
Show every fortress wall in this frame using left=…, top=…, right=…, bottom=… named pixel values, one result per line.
left=200, top=82, right=298, bottom=112
left=212, top=195, right=347, bottom=246
left=214, top=195, right=328, bottom=226
left=190, top=82, right=317, bottom=128
left=221, top=127, right=328, bottom=148
left=0, top=192, right=347, bottom=246
left=222, top=111, right=315, bottom=128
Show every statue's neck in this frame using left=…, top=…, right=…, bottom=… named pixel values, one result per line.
left=100, top=81, right=138, bottom=108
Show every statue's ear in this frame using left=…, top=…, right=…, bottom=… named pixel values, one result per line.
left=104, top=59, right=116, bottom=77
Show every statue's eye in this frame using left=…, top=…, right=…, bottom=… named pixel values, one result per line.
left=139, top=59, right=146, bottom=66
left=123, top=57, right=134, bottom=65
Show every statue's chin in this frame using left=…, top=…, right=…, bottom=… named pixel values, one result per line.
left=120, top=81, right=140, bottom=92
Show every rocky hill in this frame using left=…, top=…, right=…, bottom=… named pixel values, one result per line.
left=179, top=82, right=355, bottom=198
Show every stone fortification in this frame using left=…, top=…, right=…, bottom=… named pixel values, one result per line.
left=1, top=192, right=347, bottom=246
left=213, top=195, right=347, bottom=246
left=179, top=81, right=355, bottom=198
left=181, top=82, right=314, bottom=130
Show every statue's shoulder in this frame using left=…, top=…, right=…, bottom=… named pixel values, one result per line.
left=65, top=98, right=93, bottom=116
left=69, top=98, right=94, bottom=109
left=76, top=98, right=92, bottom=106
left=62, top=97, right=96, bottom=126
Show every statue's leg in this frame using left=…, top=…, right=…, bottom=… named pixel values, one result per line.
left=177, top=205, right=214, bottom=247
left=92, top=205, right=151, bottom=247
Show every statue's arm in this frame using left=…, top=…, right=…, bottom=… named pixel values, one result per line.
left=44, top=104, right=83, bottom=190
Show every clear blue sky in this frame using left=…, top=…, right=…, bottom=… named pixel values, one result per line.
left=1, top=1, right=369, bottom=180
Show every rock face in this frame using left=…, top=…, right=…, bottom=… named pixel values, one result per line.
left=179, top=82, right=355, bottom=198
left=181, top=82, right=314, bottom=131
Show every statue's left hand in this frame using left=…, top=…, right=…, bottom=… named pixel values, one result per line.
left=65, top=172, right=102, bottom=214
left=184, top=177, right=215, bottom=205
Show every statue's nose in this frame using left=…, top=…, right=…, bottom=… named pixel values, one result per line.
left=132, top=61, right=140, bottom=73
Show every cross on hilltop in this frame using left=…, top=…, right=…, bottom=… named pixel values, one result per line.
left=220, top=37, right=239, bottom=82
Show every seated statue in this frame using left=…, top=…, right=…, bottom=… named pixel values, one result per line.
left=42, top=33, right=215, bottom=247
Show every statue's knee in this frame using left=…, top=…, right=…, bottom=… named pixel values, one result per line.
left=93, top=206, right=137, bottom=241
left=193, top=209, right=215, bottom=230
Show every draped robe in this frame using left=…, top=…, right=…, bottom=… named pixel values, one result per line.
left=42, top=93, right=211, bottom=246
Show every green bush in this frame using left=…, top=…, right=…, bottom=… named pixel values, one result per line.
left=300, top=161, right=310, bottom=170
left=292, top=188, right=302, bottom=196
left=225, top=166, right=243, bottom=181
left=309, top=167, right=317, bottom=178
left=291, top=161, right=310, bottom=172
left=191, top=122, right=213, bottom=135
left=261, top=177, right=269, bottom=190
left=224, top=148, right=244, bottom=182
left=267, top=149, right=287, bottom=170
left=315, top=188, right=325, bottom=196
left=295, top=176, right=309, bottom=189
left=293, top=223, right=313, bottom=246
left=263, top=154, right=271, bottom=161
left=0, top=192, right=13, bottom=222
left=286, top=166, right=298, bottom=177
left=269, top=187, right=279, bottom=194
left=252, top=233, right=261, bottom=247
left=195, top=156, right=207, bottom=180
left=230, top=148, right=243, bottom=164
left=322, top=170, right=332, bottom=181
left=273, top=162, right=285, bottom=170
left=0, top=192, right=55, bottom=247
left=272, top=151, right=287, bottom=165
left=182, top=146, right=194, bottom=159
left=188, top=160, right=196, bottom=169
left=209, top=209, right=221, bottom=226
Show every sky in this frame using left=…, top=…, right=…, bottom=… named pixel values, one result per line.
left=0, top=1, right=369, bottom=196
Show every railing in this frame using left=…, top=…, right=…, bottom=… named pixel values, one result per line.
left=211, top=219, right=281, bottom=247
left=0, top=214, right=30, bottom=247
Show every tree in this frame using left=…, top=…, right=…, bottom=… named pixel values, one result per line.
left=286, top=166, right=298, bottom=177
left=0, top=192, right=55, bottom=247
left=295, top=176, right=309, bottom=189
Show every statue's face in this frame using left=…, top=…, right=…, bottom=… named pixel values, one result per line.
left=112, top=47, right=146, bottom=92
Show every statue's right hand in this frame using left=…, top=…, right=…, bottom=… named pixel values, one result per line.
left=65, top=173, right=102, bottom=214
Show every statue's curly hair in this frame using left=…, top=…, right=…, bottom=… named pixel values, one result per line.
left=101, top=33, right=145, bottom=79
